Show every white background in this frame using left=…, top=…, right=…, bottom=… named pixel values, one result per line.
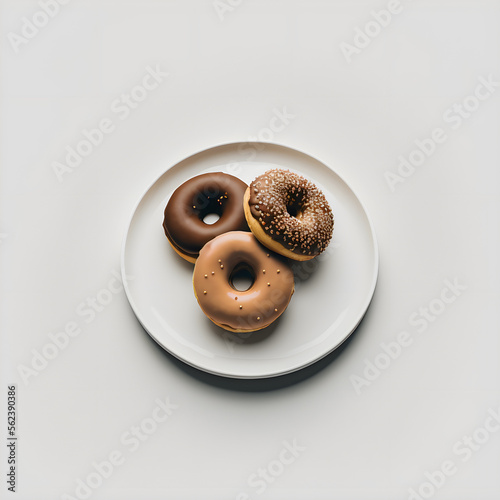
left=1, top=0, right=499, bottom=499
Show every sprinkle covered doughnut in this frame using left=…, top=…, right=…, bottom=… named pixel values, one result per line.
left=163, top=173, right=249, bottom=263
left=243, top=169, right=334, bottom=261
left=193, top=231, right=294, bottom=333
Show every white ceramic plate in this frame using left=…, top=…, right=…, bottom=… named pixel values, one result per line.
left=121, top=142, right=378, bottom=379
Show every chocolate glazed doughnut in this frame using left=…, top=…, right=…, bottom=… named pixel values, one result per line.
left=193, top=231, right=294, bottom=333
left=163, top=173, right=250, bottom=263
left=244, top=169, right=334, bottom=261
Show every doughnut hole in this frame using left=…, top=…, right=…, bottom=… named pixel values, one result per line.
left=286, top=202, right=302, bottom=219
left=202, top=213, right=220, bottom=225
left=229, top=263, right=256, bottom=292
left=192, top=192, right=226, bottom=225
left=285, top=193, right=306, bottom=220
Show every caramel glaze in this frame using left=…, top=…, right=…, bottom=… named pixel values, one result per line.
left=163, top=173, right=250, bottom=259
left=193, top=231, right=294, bottom=332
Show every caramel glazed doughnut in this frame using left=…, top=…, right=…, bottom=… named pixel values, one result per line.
left=163, top=173, right=250, bottom=263
left=193, top=231, right=294, bottom=333
left=244, top=169, right=334, bottom=261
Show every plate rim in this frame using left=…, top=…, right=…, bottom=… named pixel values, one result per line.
left=120, top=140, right=379, bottom=379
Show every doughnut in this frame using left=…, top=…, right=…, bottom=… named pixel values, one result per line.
left=243, top=169, right=334, bottom=261
left=163, top=173, right=249, bottom=263
left=192, top=231, right=294, bottom=333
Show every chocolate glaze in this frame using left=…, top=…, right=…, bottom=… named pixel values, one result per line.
left=193, top=231, right=294, bottom=332
left=163, top=173, right=249, bottom=258
left=248, top=169, right=334, bottom=257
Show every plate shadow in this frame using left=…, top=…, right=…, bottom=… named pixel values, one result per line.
left=133, top=294, right=376, bottom=393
